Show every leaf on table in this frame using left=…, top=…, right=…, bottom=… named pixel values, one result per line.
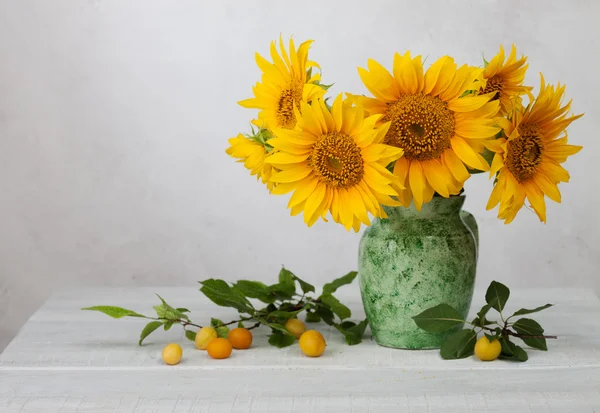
left=440, top=329, right=477, bottom=359
left=139, top=321, right=163, bottom=346
left=81, top=306, right=146, bottom=319
left=322, top=271, right=357, bottom=295
left=320, top=294, right=351, bottom=320
left=499, top=336, right=529, bottom=361
left=485, top=281, right=510, bottom=312
left=268, top=330, right=295, bottom=348
left=335, top=319, right=369, bottom=345
left=199, top=279, right=254, bottom=313
left=512, top=318, right=547, bottom=351
left=412, top=304, right=465, bottom=333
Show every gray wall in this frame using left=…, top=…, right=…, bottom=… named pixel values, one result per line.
left=1, top=0, right=598, bottom=351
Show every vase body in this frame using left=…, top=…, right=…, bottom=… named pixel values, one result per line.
left=358, top=196, right=478, bottom=349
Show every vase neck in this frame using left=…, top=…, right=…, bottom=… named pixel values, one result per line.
left=384, top=196, right=465, bottom=220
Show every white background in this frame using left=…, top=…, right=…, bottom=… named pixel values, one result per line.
left=0, top=0, right=598, bottom=351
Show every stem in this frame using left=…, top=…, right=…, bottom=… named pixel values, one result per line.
left=180, top=320, right=202, bottom=329
left=220, top=317, right=253, bottom=327
left=247, top=321, right=261, bottom=330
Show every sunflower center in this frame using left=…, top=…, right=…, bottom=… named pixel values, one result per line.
left=311, top=132, right=364, bottom=188
left=276, top=83, right=303, bottom=129
left=382, top=94, right=455, bottom=161
left=480, top=74, right=503, bottom=101
left=506, top=123, right=544, bottom=183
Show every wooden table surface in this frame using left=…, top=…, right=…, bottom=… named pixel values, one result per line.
left=1, top=287, right=600, bottom=412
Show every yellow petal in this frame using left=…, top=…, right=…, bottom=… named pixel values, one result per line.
left=270, top=166, right=312, bottom=183
left=442, top=149, right=470, bottom=182
left=451, top=138, right=490, bottom=171
left=422, top=159, right=451, bottom=197
left=409, top=161, right=426, bottom=210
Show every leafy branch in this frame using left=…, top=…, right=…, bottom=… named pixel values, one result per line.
left=413, top=280, right=556, bottom=362
left=83, top=267, right=368, bottom=347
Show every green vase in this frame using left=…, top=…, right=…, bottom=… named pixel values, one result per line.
left=358, top=195, right=478, bottom=349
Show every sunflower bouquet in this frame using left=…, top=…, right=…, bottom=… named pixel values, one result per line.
left=227, top=37, right=582, bottom=229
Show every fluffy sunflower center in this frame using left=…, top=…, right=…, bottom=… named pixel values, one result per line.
left=311, top=132, right=364, bottom=188
left=506, top=123, right=544, bottom=183
left=276, top=83, right=303, bottom=129
left=382, top=94, right=455, bottom=161
left=480, top=75, right=503, bottom=101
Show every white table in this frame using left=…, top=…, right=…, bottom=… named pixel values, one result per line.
left=1, top=287, right=600, bottom=412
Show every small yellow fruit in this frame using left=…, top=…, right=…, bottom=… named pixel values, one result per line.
left=285, top=318, right=306, bottom=339
left=474, top=336, right=502, bottom=361
left=299, top=330, right=326, bottom=357
left=162, top=343, right=183, bottom=365
left=195, top=326, right=218, bottom=350
left=228, top=328, right=253, bottom=350
left=207, top=337, right=233, bottom=359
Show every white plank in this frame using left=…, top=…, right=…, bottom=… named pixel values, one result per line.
left=1, top=287, right=599, bottom=410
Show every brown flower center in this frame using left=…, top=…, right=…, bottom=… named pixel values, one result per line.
left=382, top=94, right=455, bottom=161
left=311, top=132, right=364, bottom=188
left=480, top=74, right=503, bottom=101
left=506, top=123, right=544, bottom=183
left=276, top=83, right=303, bottom=129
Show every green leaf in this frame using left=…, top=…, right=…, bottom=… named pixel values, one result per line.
left=485, top=281, right=510, bottom=312
left=233, top=280, right=275, bottom=304
left=292, top=275, right=315, bottom=294
left=266, top=281, right=296, bottom=301
left=267, top=322, right=290, bottom=334
left=471, top=299, right=497, bottom=327
left=199, top=279, right=254, bottom=313
left=176, top=308, right=190, bottom=313
left=210, top=318, right=230, bottom=339
left=268, top=330, right=295, bottom=348
left=154, top=295, right=189, bottom=321
left=511, top=304, right=554, bottom=318
left=315, top=306, right=335, bottom=325
left=335, top=319, right=369, bottom=345
left=238, top=321, right=245, bottom=328
left=269, top=308, right=307, bottom=320
left=412, top=304, right=465, bottom=333
left=185, top=329, right=197, bottom=342
left=138, top=321, right=163, bottom=346
left=320, top=294, right=351, bottom=320
left=305, top=311, right=321, bottom=323
left=512, top=318, right=547, bottom=351
left=163, top=321, right=174, bottom=331
left=440, top=329, right=477, bottom=359
left=82, top=306, right=146, bottom=319
left=499, top=337, right=529, bottom=361
left=322, top=271, right=357, bottom=295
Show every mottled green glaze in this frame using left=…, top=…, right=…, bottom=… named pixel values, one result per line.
left=358, top=196, right=478, bottom=349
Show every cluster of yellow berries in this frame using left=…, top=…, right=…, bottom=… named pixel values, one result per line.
left=161, top=318, right=326, bottom=365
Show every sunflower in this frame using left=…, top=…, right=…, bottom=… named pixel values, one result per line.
left=238, top=36, right=325, bottom=130
left=265, top=94, right=404, bottom=231
left=486, top=75, right=583, bottom=224
left=356, top=51, right=500, bottom=209
left=226, top=132, right=276, bottom=191
left=480, top=45, right=532, bottom=115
